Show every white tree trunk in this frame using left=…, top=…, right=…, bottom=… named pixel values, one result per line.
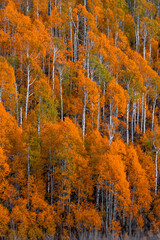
left=82, top=91, right=87, bottom=140
left=152, top=98, right=157, bottom=132
left=155, top=150, right=158, bottom=195
left=25, top=64, right=30, bottom=119
left=60, top=72, right=63, bottom=121
left=97, top=96, right=100, bottom=130
left=20, top=107, right=23, bottom=127
left=52, top=48, right=56, bottom=96
left=141, top=94, right=144, bottom=133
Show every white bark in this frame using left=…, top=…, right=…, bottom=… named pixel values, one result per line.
left=15, top=83, right=19, bottom=126
left=82, top=91, right=87, bottom=140
left=52, top=48, right=56, bottom=96
left=155, top=150, right=158, bottom=195
left=136, top=15, right=140, bottom=52
left=20, top=107, right=23, bottom=127
left=97, top=96, right=100, bottom=130
left=96, top=181, right=100, bottom=210
left=141, top=94, right=144, bottom=133
left=38, top=96, right=41, bottom=135
left=25, top=64, right=30, bottom=119
left=60, top=71, right=63, bottom=121
left=152, top=97, right=157, bottom=132
left=37, top=0, right=39, bottom=19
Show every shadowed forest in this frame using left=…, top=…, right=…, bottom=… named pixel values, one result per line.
left=0, top=0, right=160, bottom=239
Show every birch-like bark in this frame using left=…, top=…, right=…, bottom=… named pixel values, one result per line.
left=82, top=91, right=87, bottom=141
left=141, top=94, right=144, bottom=132
left=97, top=96, right=100, bottom=130
left=155, top=150, right=159, bottom=195
left=25, top=47, right=30, bottom=119
left=131, top=104, right=134, bottom=143
left=110, top=101, right=112, bottom=126
left=15, top=83, right=19, bottom=126
left=60, top=71, right=63, bottom=121
left=137, top=99, right=139, bottom=127
left=143, top=35, right=147, bottom=60
left=26, top=0, right=29, bottom=15
left=105, top=180, right=108, bottom=231
left=69, top=7, right=73, bottom=62
left=136, top=15, right=140, bottom=52
left=25, top=64, right=30, bottom=119
left=149, top=38, right=152, bottom=61
left=20, top=107, right=23, bottom=127
left=36, top=0, right=39, bottom=19
left=134, top=102, right=136, bottom=132
left=52, top=48, right=56, bottom=96
left=152, top=97, right=157, bottom=132
left=96, top=181, right=100, bottom=210
left=109, top=183, right=113, bottom=227
left=38, top=96, right=41, bottom=135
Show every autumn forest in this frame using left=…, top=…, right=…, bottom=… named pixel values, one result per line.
left=0, top=0, right=160, bottom=239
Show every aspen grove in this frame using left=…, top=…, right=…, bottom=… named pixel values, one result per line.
left=0, top=0, right=160, bottom=239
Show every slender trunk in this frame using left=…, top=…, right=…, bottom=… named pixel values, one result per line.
left=52, top=48, right=56, bottom=96
left=70, top=8, right=73, bottom=62
left=26, top=0, right=29, bottom=15
left=131, top=104, right=134, bottom=143
left=42, top=57, right=45, bottom=74
left=143, top=36, right=146, bottom=60
left=105, top=180, right=108, bottom=232
left=155, top=150, right=158, bottom=195
left=96, top=181, right=100, bottom=210
left=20, top=107, right=23, bottom=127
left=110, top=101, right=112, bottom=126
left=48, top=55, right=50, bottom=81
left=136, top=15, right=140, bottom=52
left=137, top=99, right=139, bottom=127
left=60, top=72, right=63, bottom=120
left=74, top=15, right=79, bottom=62
left=101, top=186, right=104, bottom=221
left=109, top=183, right=113, bottom=227
left=82, top=91, right=87, bottom=140
left=37, top=0, right=39, bottom=19
left=141, top=94, right=144, bottom=132
left=134, top=102, right=136, bottom=132
left=49, top=148, right=54, bottom=205
left=15, top=83, right=19, bottom=126
left=25, top=64, right=30, bottom=119
left=152, top=98, right=156, bottom=132
left=149, top=38, right=152, bottom=61
left=113, top=190, right=117, bottom=222
left=38, top=96, right=41, bottom=135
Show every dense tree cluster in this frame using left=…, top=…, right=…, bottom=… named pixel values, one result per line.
left=0, top=0, right=160, bottom=239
